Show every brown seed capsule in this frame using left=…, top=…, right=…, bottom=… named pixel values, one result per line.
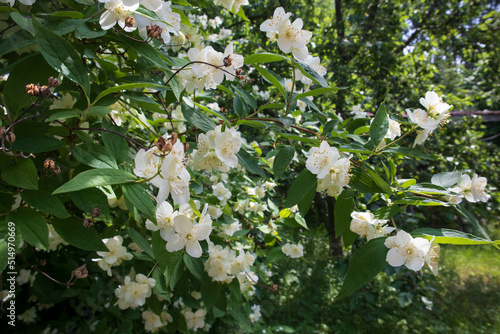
left=48, top=76, right=60, bottom=87
left=73, top=264, right=88, bottom=279
left=183, top=142, right=189, bottom=152
left=125, top=16, right=135, bottom=28
left=44, top=158, right=55, bottom=170
left=5, top=132, right=15, bottom=144
left=83, top=218, right=94, bottom=228
left=39, top=259, right=47, bottom=266
left=0, top=126, right=6, bottom=138
left=52, top=165, right=61, bottom=175
left=271, top=284, right=278, bottom=292
left=164, top=141, right=173, bottom=152
left=91, top=207, right=101, bottom=218
left=235, top=68, right=242, bottom=76
left=223, top=55, right=232, bottom=67
left=26, top=83, right=39, bottom=96
left=170, top=133, right=178, bottom=145
left=147, top=25, right=163, bottom=40
left=40, top=85, right=52, bottom=98
left=155, top=136, right=168, bottom=152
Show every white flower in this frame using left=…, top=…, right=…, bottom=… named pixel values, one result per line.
left=99, top=0, right=140, bottom=31
left=350, top=104, right=368, bottom=119
left=156, top=143, right=190, bottom=205
left=47, top=224, right=68, bottom=251
left=282, top=243, right=303, bottom=258
left=451, top=174, right=491, bottom=203
left=306, top=141, right=340, bottom=179
left=115, top=274, right=155, bottom=310
left=93, top=235, right=133, bottom=276
left=142, top=310, right=163, bottom=332
left=183, top=308, right=207, bottom=330
left=260, top=7, right=292, bottom=34
left=249, top=304, right=262, bottom=323
left=133, top=148, right=161, bottom=181
left=385, top=230, right=431, bottom=271
left=16, top=269, right=31, bottom=285
left=424, top=239, right=440, bottom=276
left=350, top=211, right=395, bottom=241
left=212, top=182, right=232, bottom=204
left=419, top=91, right=452, bottom=121
left=145, top=201, right=178, bottom=241
left=18, top=307, right=37, bottom=324
left=166, top=214, right=212, bottom=258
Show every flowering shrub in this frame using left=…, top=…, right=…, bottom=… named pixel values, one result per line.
left=0, top=0, right=497, bottom=332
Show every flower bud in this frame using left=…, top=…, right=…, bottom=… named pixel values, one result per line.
left=125, top=16, right=135, bottom=28
left=44, top=158, right=55, bottom=170
left=48, top=76, right=60, bottom=87
left=83, top=218, right=94, bottom=228
left=73, top=264, right=88, bottom=279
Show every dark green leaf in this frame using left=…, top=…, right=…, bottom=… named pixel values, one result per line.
left=411, top=228, right=495, bottom=245
left=373, top=205, right=399, bottom=220
left=101, top=126, right=129, bottom=164
left=182, top=103, right=216, bottom=132
left=1, top=158, right=38, bottom=190
left=121, top=183, right=156, bottom=223
left=284, top=169, right=317, bottom=208
left=455, top=205, right=490, bottom=240
left=51, top=218, right=107, bottom=251
left=273, top=147, right=295, bottom=179
left=295, top=60, right=328, bottom=88
left=365, top=166, right=392, bottom=195
left=349, top=166, right=382, bottom=193
left=334, top=189, right=354, bottom=238
left=21, top=189, right=70, bottom=218
left=8, top=208, right=49, bottom=250
left=53, top=169, right=136, bottom=194
left=253, top=64, right=286, bottom=98
left=370, top=102, right=389, bottom=147
left=297, top=184, right=316, bottom=216
left=11, top=136, right=63, bottom=153
left=201, top=281, right=221, bottom=310
left=70, top=188, right=110, bottom=217
left=232, top=85, right=257, bottom=110
left=33, top=16, right=90, bottom=95
left=183, top=254, right=206, bottom=282
left=237, top=148, right=265, bottom=177
left=127, top=227, right=154, bottom=259
left=233, top=94, right=246, bottom=118
left=336, top=238, right=388, bottom=300
left=73, top=143, right=118, bottom=169
left=0, top=240, right=7, bottom=273
left=266, top=247, right=284, bottom=263
left=93, top=83, right=167, bottom=104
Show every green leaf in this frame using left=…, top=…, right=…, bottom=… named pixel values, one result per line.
left=127, top=227, right=154, bottom=259
left=294, top=59, right=328, bottom=88
left=412, top=228, right=496, bottom=245
left=297, top=184, right=316, bottom=216
left=122, top=183, right=156, bottom=223
left=70, top=188, right=110, bottom=217
left=295, top=87, right=339, bottom=100
left=0, top=240, right=8, bottom=273
left=237, top=148, right=265, bottom=177
left=266, top=247, right=284, bottom=263
left=1, top=158, right=38, bottom=190
left=183, top=254, right=206, bottom=282
left=334, top=189, right=354, bottom=238
left=232, top=85, right=257, bottom=110
left=273, top=147, right=295, bottom=179
left=201, top=281, right=221, bottom=310
left=46, top=109, right=80, bottom=122
left=349, top=166, right=382, bottom=193
left=11, top=12, right=34, bottom=36
left=73, top=143, right=118, bottom=169
left=294, top=212, right=309, bottom=229
left=455, top=205, right=490, bottom=240
left=21, top=190, right=70, bottom=218
left=53, top=169, right=136, bottom=194
left=101, top=126, right=129, bottom=164
left=51, top=218, right=107, bottom=251
left=192, top=102, right=230, bottom=126
left=392, top=197, right=448, bottom=206
left=365, top=166, right=392, bottom=195
left=336, top=238, right=388, bottom=300
left=152, top=232, right=184, bottom=289
left=383, top=147, right=438, bottom=160
left=373, top=205, right=400, bottom=220
left=11, top=136, right=63, bottom=154
left=33, top=16, right=90, bottom=95
left=284, top=169, right=318, bottom=208
left=244, top=52, right=289, bottom=65
left=233, top=94, right=246, bottom=118
left=182, top=103, right=216, bottom=132
left=93, top=83, right=167, bottom=104
left=253, top=64, right=286, bottom=98
left=431, top=171, right=461, bottom=188
left=88, top=106, right=112, bottom=117
left=8, top=208, right=49, bottom=250
left=370, top=102, right=389, bottom=147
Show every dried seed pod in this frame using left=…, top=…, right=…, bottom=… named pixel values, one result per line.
left=44, top=158, right=55, bottom=170
left=73, top=264, right=88, bottom=279
left=0, top=126, right=6, bottom=138
left=5, top=132, right=15, bottom=144
left=26, top=83, right=39, bottom=96
left=183, top=142, right=189, bottom=152
left=164, top=141, right=173, bottom=152
left=155, top=136, right=169, bottom=152
left=125, top=16, right=135, bottom=28
left=91, top=207, right=101, bottom=218
left=147, top=25, right=163, bottom=40
left=52, top=165, right=61, bottom=175
left=83, top=218, right=94, bottom=228
left=48, top=76, right=60, bottom=87
left=235, top=68, right=242, bottom=76
left=271, top=284, right=278, bottom=292
left=223, top=55, right=232, bottom=67
left=170, top=133, right=178, bottom=145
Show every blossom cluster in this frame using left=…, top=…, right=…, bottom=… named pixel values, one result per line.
left=205, top=245, right=256, bottom=284
left=306, top=141, right=352, bottom=197
left=350, top=211, right=395, bottom=241
left=92, top=236, right=133, bottom=276
left=115, top=274, right=156, bottom=309
left=281, top=242, right=304, bottom=258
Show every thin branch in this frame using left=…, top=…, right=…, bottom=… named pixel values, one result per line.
left=75, top=127, right=148, bottom=150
